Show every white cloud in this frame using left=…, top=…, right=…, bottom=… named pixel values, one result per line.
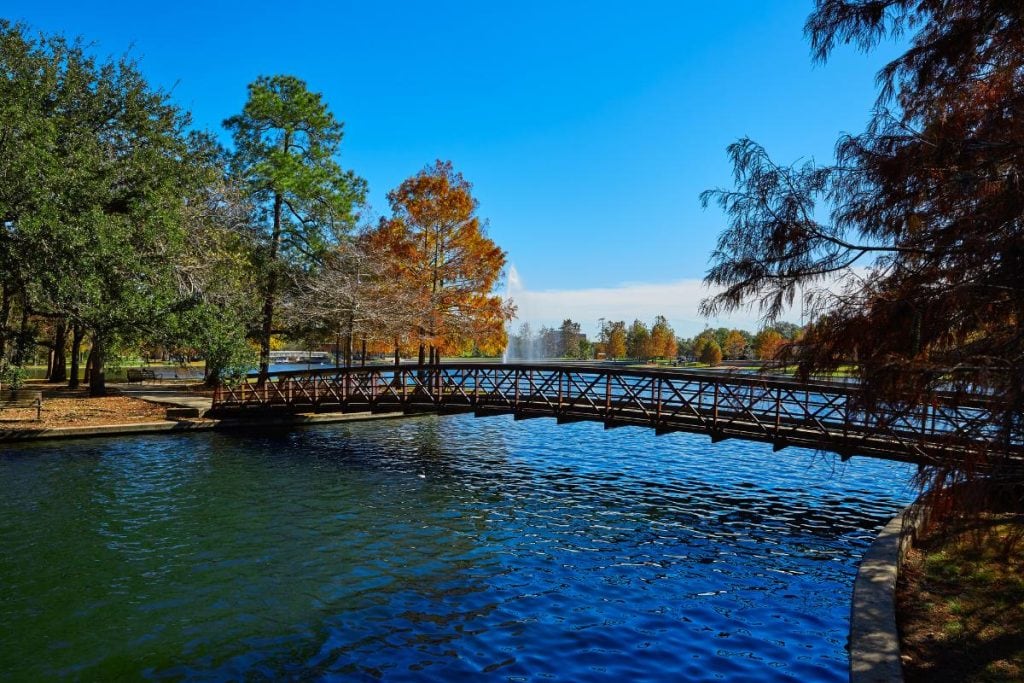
left=505, top=266, right=782, bottom=338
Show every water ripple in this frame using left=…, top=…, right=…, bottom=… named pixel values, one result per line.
left=0, top=414, right=915, bottom=681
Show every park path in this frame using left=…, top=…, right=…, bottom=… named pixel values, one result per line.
left=113, top=383, right=213, bottom=417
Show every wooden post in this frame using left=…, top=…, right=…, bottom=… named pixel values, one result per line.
left=775, top=386, right=782, bottom=433
left=713, top=382, right=719, bottom=429
left=605, top=372, right=611, bottom=415
left=655, top=378, right=662, bottom=421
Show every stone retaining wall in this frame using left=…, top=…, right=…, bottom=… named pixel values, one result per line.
left=849, top=501, right=931, bottom=683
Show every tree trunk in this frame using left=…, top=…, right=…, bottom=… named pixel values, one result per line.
left=49, top=319, right=68, bottom=383
left=394, top=343, right=400, bottom=370
left=0, top=281, right=10, bottom=360
left=88, top=333, right=106, bottom=397
left=418, top=343, right=425, bottom=367
left=13, top=302, right=30, bottom=365
left=84, top=351, right=92, bottom=384
left=69, top=323, right=84, bottom=389
left=361, top=338, right=366, bottom=367
left=257, top=190, right=284, bottom=387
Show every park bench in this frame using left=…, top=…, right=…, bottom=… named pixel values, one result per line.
left=126, top=369, right=158, bottom=384
left=0, top=389, right=43, bottom=420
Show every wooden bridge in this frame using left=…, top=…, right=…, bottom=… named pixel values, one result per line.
left=210, top=363, right=1021, bottom=467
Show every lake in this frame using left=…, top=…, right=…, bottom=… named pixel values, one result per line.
left=0, top=414, right=915, bottom=681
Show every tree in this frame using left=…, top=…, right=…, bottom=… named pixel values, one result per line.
left=649, top=315, right=677, bottom=359
left=560, top=319, right=582, bottom=358
left=754, top=328, right=785, bottom=361
left=289, top=229, right=419, bottom=367
left=606, top=321, right=627, bottom=360
left=225, top=75, right=366, bottom=385
left=692, top=329, right=717, bottom=360
left=378, top=160, right=513, bottom=364
left=167, top=135, right=263, bottom=386
left=537, top=326, right=560, bottom=358
left=723, top=330, right=748, bottom=360
left=0, top=21, right=54, bottom=365
left=676, top=335, right=695, bottom=360
left=6, top=31, right=202, bottom=396
left=770, top=321, right=802, bottom=341
left=702, top=0, right=1024, bottom=505
left=626, top=319, right=651, bottom=361
left=699, top=340, right=723, bottom=366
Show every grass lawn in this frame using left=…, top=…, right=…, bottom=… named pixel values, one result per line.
left=898, top=517, right=1024, bottom=682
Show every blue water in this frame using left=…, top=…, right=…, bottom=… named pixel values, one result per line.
left=0, top=414, right=916, bottom=681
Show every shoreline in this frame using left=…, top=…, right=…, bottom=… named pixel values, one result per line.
left=0, top=410, right=409, bottom=445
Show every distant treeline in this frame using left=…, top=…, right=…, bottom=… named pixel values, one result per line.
left=506, top=318, right=804, bottom=364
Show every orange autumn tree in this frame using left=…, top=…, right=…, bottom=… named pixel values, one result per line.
left=753, top=328, right=784, bottom=361
left=375, top=160, right=513, bottom=364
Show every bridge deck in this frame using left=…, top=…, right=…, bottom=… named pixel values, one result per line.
left=211, top=363, right=1022, bottom=467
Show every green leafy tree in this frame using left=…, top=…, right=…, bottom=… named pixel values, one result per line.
left=560, top=319, right=582, bottom=358
left=770, top=321, right=802, bottom=341
left=676, top=336, right=695, bottom=360
left=225, top=75, right=366, bottom=384
left=699, top=340, right=723, bottom=366
left=11, top=36, right=199, bottom=395
left=0, top=21, right=54, bottom=363
left=692, top=329, right=717, bottom=359
left=626, top=319, right=651, bottom=361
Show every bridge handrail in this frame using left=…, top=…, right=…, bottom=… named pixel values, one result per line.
left=210, top=362, right=1021, bottom=466
left=245, top=362, right=997, bottom=410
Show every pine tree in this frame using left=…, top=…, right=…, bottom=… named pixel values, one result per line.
left=225, top=75, right=365, bottom=384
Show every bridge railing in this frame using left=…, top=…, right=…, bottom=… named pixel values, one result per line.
left=211, top=363, right=1019, bottom=466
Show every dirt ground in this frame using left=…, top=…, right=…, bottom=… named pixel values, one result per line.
left=897, top=518, right=1024, bottom=682
left=0, top=385, right=172, bottom=430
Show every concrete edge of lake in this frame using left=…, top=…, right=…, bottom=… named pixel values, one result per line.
left=849, top=500, right=930, bottom=683
left=0, top=411, right=408, bottom=444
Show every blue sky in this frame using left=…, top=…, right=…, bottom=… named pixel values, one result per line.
left=5, top=1, right=901, bottom=336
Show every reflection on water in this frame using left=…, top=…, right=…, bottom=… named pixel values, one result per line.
left=0, top=415, right=915, bottom=681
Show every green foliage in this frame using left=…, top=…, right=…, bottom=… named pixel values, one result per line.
left=0, top=21, right=206, bottom=395
left=0, top=362, right=26, bottom=391
left=225, top=75, right=366, bottom=380
left=225, top=74, right=366, bottom=263
left=626, top=319, right=650, bottom=361
left=560, top=319, right=582, bottom=358
left=166, top=302, right=256, bottom=387
left=699, top=341, right=723, bottom=366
